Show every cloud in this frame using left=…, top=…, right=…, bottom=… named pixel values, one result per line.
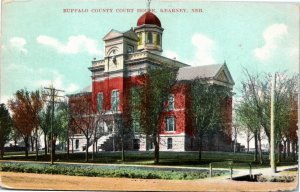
left=36, top=35, right=102, bottom=56
left=254, top=24, right=288, bottom=61
left=9, top=37, right=28, bottom=54
left=190, top=33, right=216, bottom=65
left=4, top=64, right=80, bottom=96
left=163, top=50, right=179, bottom=60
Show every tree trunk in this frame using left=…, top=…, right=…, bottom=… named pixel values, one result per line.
left=258, top=134, right=263, bottom=164
left=44, top=134, right=47, bottom=155
left=67, top=138, right=70, bottom=160
left=287, top=139, right=290, bottom=157
left=247, top=138, right=250, bottom=153
left=92, top=143, right=95, bottom=161
left=0, top=145, right=4, bottom=159
left=292, top=142, right=296, bottom=161
left=254, top=132, right=258, bottom=162
left=198, top=135, right=203, bottom=162
left=121, top=136, right=125, bottom=162
left=71, top=139, right=74, bottom=154
left=283, top=140, right=287, bottom=159
left=52, top=138, right=56, bottom=160
left=95, top=140, right=98, bottom=154
left=153, top=134, right=159, bottom=164
left=24, top=136, right=29, bottom=158
left=277, top=142, right=281, bottom=163
left=30, top=136, right=34, bottom=151
left=86, top=137, right=89, bottom=162
left=35, top=133, right=39, bottom=161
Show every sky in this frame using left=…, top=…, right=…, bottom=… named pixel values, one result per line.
left=0, top=0, right=299, bottom=104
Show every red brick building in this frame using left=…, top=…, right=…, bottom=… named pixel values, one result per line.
left=69, top=11, right=235, bottom=152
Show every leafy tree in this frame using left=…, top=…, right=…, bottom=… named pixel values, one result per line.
left=237, top=70, right=297, bottom=163
left=138, top=67, right=178, bottom=164
left=39, top=104, right=51, bottom=155
left=189, top=78, right=231, bottom=161
left=8, top=89, right=44, bottom=158
left=69, top=94, right=97, bottom=162
left=236, top=99, right=262, bottom=163
left=0, top=103, right=12, bottom=159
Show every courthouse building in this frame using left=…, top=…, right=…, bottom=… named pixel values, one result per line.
left=68, top=10, right=235, bottom=152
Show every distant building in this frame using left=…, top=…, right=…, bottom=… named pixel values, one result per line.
left=68, top=10, right=235, bottom=152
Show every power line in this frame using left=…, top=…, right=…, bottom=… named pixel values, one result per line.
left=43, top=86, right=65, bottom=165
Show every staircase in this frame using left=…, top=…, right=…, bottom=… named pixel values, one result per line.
left=87, top=134, right=114, bottom=152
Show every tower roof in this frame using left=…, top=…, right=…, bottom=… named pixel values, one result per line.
left=137, top=11, right=161, bottom=27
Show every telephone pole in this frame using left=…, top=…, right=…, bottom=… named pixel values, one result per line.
left=43, top=86, right=64, bottom=165
left=270, top=73, right=276, bottom=173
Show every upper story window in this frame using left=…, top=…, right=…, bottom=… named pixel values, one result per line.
left=97, top=92, right=103, bottom=111
left=147, top=32, right=153, bottom=44
left=166, top=116, right=175, bottom=132
left=111, top=90, right=120, bottom=111
left=156, top=34, right=161, bottom=46
left=137, top=33, right=142, bottom=45
left=168, top=94, right=175, bottom=111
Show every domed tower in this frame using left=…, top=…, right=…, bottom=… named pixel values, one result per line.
left=134, top=10, right=163, bottom=54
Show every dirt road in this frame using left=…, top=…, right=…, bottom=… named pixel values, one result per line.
left=0, top=171, right=298, bottom=191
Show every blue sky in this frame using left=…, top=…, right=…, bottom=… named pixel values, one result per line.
left=1, top=0, right=299, bottom=103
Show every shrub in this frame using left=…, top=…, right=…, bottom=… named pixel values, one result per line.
left=0, top=162, right=228, bottom=180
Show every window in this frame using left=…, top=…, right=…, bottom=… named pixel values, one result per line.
left=75, top=139, right=79, bottom=149
left=111, top=90, right=119, bottom=111
left=97, top=92, right=103, bottom=111
left=167, top=138, right=173, bottom=149
left=156, top=34, right=161, bottom=46
left=166, top=117, right=175, bottom=132
left=138, top=33, right=142, bottom=45
left=133, top=139, right=140, bottom=150
left=147, top=32, right=153, bottom=43
left=168, top=94, right=175, bottom=111
left=127, top=45, right=134, bottom=53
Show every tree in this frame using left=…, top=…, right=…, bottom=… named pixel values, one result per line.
left=189, top=78, right=231, bottom=161
left=8, top=89, right=44, bottom=158
left=0, top=103, right=12, bottom=159
left=39, top=104, right=51, bottom=155
left=237, top=70, right=297, bottom=164
left=69, top=94, right=97, bottom=162
left=236, top=100, right=262, bottom=163
left=138, top=67, right=178, bottom=164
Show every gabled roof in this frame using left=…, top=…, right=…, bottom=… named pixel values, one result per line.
left=103, top=29, right=138, bottom=41
left=177, top=64, right=235, bottom=85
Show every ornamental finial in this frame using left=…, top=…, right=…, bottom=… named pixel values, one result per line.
left=147, top=0, right=151, bottom=12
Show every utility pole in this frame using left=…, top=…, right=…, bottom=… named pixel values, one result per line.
left=43, top=86, right=64, bottom=165
left=270, top=73, right=276, bottom=173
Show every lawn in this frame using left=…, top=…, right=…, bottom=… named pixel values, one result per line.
left=2, top=150, right=298, bottom=169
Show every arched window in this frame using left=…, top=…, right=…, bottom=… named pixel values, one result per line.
left=147, top=32, right=153, bottom=44
left=156, top=34, right=161, bottom=46
left=137, top=33, right=142, bottom=45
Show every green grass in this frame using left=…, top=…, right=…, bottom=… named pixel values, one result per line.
left=2, top=151, right=298, bottom=169
left=0, top=162, right=228, bottom=180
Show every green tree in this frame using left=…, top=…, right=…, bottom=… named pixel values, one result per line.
left=39, top=104, right=51, bottom=155
left=237, top=70, right=297, bottom=163
left=138, top=67, right=178, bottom=164
left=0, top=103, right=12, bottom=159
left=189, top=78, right=231, bottom=161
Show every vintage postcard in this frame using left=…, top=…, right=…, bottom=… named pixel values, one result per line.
left=0, top=0, right=299, bottom=191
